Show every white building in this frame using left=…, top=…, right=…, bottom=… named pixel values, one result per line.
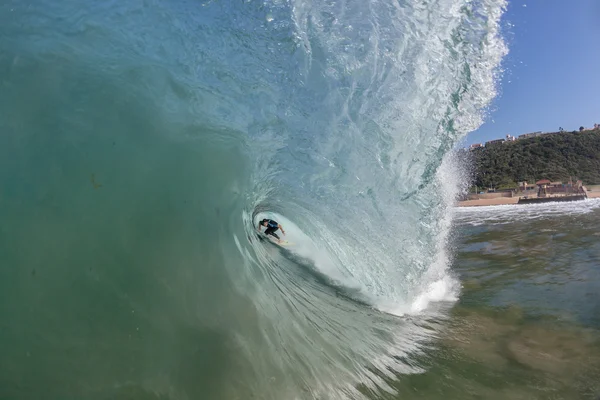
left=518, top=131, right=542, bottom=139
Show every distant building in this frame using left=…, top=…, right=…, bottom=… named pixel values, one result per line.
left=535, top=179, right=552, bottom=198
left=485, top=138, right=505, bottom=146
left=518, top=131, right=543, bottom=139
left=506, top=134, right=516, bottom=141
left=518, top=181, right=536, bottom=191
left=470, top=143, right=483, bottom=149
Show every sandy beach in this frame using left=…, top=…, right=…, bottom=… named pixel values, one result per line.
left=587, top=191, right=600, bottom=198
left=457, top=197, right=520, bottom=207
left=458, top=190, right=600, bottom=207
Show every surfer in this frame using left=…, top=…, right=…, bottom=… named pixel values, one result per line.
left=258, top=218, right=286, bottom=243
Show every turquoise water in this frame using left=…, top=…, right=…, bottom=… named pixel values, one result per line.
left=5, top=1, right=596, bottom=399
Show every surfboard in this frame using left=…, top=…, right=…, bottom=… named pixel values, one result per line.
left=276, top=240, right=294, bottom=247
left=266, top=236, right=294, bottom=247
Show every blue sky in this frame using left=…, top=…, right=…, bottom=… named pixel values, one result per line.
left=464, top=0, right=600, bottom=145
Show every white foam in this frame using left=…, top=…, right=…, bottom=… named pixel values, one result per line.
left=410, top=278, right=459, bottom=313
left=455, top=197, right=600, bottom=226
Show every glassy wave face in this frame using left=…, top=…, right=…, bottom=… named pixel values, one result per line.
left=0, top=0, right=506, bottom=398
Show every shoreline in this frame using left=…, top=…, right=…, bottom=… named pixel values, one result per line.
left=457, top=191, right=600, bottom=207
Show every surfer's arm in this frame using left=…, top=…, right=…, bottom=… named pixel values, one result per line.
left=257, top=223, right=262, bottom=231
left=279, top=224, right=286, bottom=235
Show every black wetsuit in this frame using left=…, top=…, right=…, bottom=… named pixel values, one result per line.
left=263, top=219, right=280, bottom=239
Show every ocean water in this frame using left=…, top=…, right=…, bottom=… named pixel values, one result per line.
left=4, top=0, right=597, bottom=399
left=447, top=200, right=600, bottom=400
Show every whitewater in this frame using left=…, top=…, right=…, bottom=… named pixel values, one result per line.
left=0, top=0, right=507, bottom=398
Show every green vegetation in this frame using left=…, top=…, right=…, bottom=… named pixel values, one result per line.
left=468, top=128, right=600, bottom=189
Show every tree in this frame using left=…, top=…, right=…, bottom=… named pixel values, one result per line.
left=468, top=128, right=600, bottom=187
left=580, top=126, right=585, bottom=132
